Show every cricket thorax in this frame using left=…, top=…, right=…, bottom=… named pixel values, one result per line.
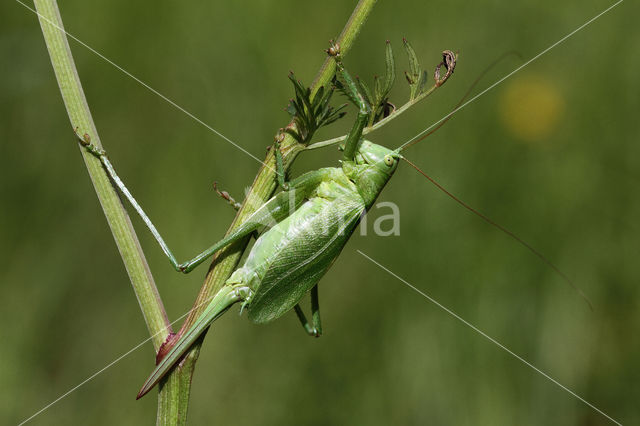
left=344, top=140, right=399, bottom=208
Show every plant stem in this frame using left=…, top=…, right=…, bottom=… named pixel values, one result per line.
left=167, top=0, right=378, bottom=416
left=33, top=0, right=185, bottom=423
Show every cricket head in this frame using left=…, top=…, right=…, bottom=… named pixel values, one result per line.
left=347, top=139, right=400, bottom=208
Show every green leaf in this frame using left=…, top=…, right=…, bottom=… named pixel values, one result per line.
left=373, top=75, right=382, bottom=106
left=285, top=72, right=347, bottom=143
left=383, top=40, right=395, bottom=95
left=314, top=85, right=331, bottom=119
left=403, top=38, right=420, bottom=80
left=334, top=79, right=362, bottom=109
left=322, top=107, right=347, bottom=127
left=356, top=77, right=373, bottom=106
left=286, top=99, right=297, bottom=116
left=418, top=70, right=429, bottom=93
left=313, top=85, right=329, bottom=119
left=288, top=73, right=313, bottom=113
left=403, top=38, right=422, bottom=100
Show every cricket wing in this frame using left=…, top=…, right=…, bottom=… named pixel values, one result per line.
left=247, top=195, right=365, bottom=324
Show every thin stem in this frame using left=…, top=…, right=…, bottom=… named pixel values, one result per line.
left=309, top=0, right=378, bottom=101
left=170, top=0, right=378, bottom=412
left=33, top=0, right=185, bottom=423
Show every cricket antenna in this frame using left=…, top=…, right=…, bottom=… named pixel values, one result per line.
left=400, top=51, right=522, bottom=152
left=401, top=156, right=594, bottom=310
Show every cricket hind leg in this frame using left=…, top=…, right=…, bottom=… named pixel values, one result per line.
left=75, top=130, right=263, bottom=274
left=293, top=285, right=322, bottom=337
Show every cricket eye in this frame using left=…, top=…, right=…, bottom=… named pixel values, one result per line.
left=383, top=155, right=394, bottom=167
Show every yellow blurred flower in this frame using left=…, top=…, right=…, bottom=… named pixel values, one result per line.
left=498, top=74, right=565, bottom=142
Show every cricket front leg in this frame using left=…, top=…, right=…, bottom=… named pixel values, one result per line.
left=77, top=131, right=267, bottom=273
left=328, top=44, right=371, bottom=163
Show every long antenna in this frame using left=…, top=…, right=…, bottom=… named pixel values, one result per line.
left=401, top=156, right=593, bottom=310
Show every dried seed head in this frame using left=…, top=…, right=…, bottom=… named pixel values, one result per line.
left=434, top=50, right=457, bottom=87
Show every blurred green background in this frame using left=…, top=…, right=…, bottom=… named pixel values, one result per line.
left=1, top=0, right=638, bottom=424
